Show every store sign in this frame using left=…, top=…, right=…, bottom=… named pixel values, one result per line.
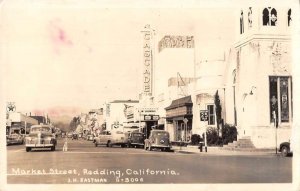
left=139, top=107, right=157, bottom=115
left=144, top=115, right=152, bottom=120
left=200, top=110, right=208, bottom=121
left=158, top=35, right=194, bottom=52
left=106, top=104, right=110, bottom=117
left=142, top=25, right=153, bottom=96
left=6, top=102, right=16, bottom=113
left=144, top=115, right=160, bottom=121
left=152, top=115, right=160, bottom=120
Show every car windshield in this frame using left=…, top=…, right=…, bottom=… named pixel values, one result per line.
left=152, top=131, right=169, bottom=137
left=132, top=133, right=143, bottom=137
left=31, top=127, right=51, bottom=133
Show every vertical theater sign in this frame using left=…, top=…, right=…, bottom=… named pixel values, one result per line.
left=141, top=25, right=154, bottom=96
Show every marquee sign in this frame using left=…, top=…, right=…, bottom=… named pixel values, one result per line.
left=142, top=25, right=153, bottom=96
left=158, top=35, right=194, bottom=52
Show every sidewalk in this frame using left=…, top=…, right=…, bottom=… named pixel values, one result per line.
left=172, top=145, right=278, bottom=156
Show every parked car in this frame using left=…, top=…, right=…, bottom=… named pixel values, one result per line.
left=72, top=133, right=78, bottom=140
left=144, top=130, right=171, bottom=152
left=279, top=142, right=293, bottom=157
left=126, top=132, right=145, bottom=148
left=6, top=134, right=24, bottom=145
left=94, top=130, right=127, bottom=147
left=87, top=134, right=94, bottom=141
left=67, top=132, right=73, bottom=138
left=25, top=125, right=57, bottom=152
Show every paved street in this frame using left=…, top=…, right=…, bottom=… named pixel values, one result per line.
left=7, top=137, right=292, bottom=184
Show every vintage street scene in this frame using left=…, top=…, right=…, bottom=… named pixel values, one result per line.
left=2, top=1, right=299, bottom=191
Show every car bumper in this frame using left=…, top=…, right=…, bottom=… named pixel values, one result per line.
left=26, top=144, right=54, bottom=148
left=150, top=144, right=171, bottom=148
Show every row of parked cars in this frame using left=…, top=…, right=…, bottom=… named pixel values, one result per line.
left=94, top=129, right=172, bottom=152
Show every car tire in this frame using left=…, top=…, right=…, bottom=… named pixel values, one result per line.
left=26, top=147, right=31, bottom=152
left=281, top=146, right=289, bottom=157
left=107, top=141, right=112, bottom=147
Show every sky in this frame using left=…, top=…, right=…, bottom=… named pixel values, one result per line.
left=0, top=0, right=237, bottom=117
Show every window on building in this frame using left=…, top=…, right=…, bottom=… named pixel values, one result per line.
left=270, top=8, right=277, bottom=26
left=288, top=9, right=292, bottom=27
left=263, top=8, right=269, bottom=25
left=248, top=7, right=252, bottom=28
left=207, top=105, right=215, bottom=125
left=240, top=10, right=244, bottom=34
left=269, top=76, right=292, bottom=124
left=263, top=7, right=277, bottom=26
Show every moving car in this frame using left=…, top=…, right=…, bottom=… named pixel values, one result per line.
left=94, top=130, right=127, bottom=147
left=25, top=125, right=57, bottom=152
left=126, top=132, right=145, bottom=148
left=279, top=142, right=293, bottom=157
left=144, top=130, right=171, bottom=152
left=6, top=134, right=24, bottom=145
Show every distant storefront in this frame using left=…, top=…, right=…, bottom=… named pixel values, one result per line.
left=165, top=96, right=193, bottom=142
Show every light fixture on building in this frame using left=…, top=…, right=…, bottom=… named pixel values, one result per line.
left=249, top=86, right=256, bottom=95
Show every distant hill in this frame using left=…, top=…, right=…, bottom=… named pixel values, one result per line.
left=34, top=106, right=87, bottom=132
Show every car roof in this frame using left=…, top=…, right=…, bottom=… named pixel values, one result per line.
left=151, top=130, right=167, bottom=132
left=31, top=125, right=51, bottom=128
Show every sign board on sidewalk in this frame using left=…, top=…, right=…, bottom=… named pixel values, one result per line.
left=200, top=110, right=208, bottom=121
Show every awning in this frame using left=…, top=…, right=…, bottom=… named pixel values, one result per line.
left=165, top=95, right=193, bottom=110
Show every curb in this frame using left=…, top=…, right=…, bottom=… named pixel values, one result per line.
left=173, top=148, right=279, bottom=156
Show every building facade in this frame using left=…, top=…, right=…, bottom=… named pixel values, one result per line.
left=223, top=5, right=293, bottom=148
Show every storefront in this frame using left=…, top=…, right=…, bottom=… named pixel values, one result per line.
left=165, top=96, right=193, bottom=142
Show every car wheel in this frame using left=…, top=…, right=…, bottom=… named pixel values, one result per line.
left=26, top=147, right=31, bottom=152
left=107, top=141, right=112, bottom=147
left=281, top=146, right=289, bottom=157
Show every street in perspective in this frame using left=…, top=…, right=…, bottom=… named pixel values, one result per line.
left=3, top=1, right=298, bottom=190
left=7, top=137, right=292, bottom=184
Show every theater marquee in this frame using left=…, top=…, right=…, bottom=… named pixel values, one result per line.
left=158, top=35, right=194, bottom=52
left=141, top=25, right=154, bottom=96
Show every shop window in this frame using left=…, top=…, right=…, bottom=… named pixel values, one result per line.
left=207, top=105, right=215, bottom=125
left=240, top=10, right=244, bottom=34
left=288, top=9, right=292, bottom=26
left=269, top=76, right=292, bottom=124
